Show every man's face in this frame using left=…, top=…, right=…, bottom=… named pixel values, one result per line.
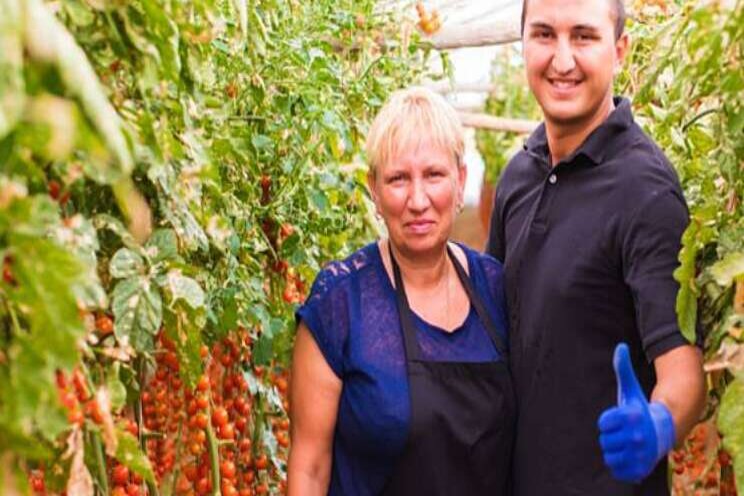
left=523, top=0, right=628, bottom=130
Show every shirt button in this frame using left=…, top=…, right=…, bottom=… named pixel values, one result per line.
left=548, top=174, right=557, bottom=184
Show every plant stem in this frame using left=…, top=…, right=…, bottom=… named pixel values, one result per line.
left=91, top=430, right=109, bottom=495
left=136, top=356, right=161, bottom=496
left=206, top=423, right=222, bottom=496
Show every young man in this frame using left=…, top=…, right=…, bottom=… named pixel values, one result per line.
left=486, top=0, right=706, bottom=493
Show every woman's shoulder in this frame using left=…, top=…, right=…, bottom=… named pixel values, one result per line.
left=456, top=243, right=504, bottom=277
left=308, top=242, right=381, bottom=298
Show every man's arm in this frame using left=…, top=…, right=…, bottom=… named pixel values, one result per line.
left=598, top=343, right=705, bottom=483
left=651, top=344, right=706, bottom=445
left=600, top=188, right=706, bottom=483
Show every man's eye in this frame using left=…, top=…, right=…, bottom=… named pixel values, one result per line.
left=534, top=31, right=552, bottom=39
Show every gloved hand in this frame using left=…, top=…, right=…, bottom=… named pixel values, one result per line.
left=598, top=343, right=676, bottom=483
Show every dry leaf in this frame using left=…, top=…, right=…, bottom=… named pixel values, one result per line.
left=96, top=388, right=118, bottom=456
left=0, top=454, right=24, bottom=496
left=65, top=429, right=94, bottom=496
left=98, top=343, right=135, bottom=362
left=734, top=280, right=744, bottom=315
left=704, top=341, right=744, bottom=372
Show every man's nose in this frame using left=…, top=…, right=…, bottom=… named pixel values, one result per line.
left=551, top=37, right=576, bottom=74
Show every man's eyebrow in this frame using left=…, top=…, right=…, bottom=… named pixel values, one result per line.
left=572, top=24, right=601, bottom=31
left=527, top=21, right=554, bottom=30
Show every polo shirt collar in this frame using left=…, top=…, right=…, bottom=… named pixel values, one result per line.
left=524, top=97, right=633, bottom=166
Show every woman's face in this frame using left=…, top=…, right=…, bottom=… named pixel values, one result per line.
left=368, top=138, right=465, bottom=258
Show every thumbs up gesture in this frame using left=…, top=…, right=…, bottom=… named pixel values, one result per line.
left=598, top=343, right=676, bottom=483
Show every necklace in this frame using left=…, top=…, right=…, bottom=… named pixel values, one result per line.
left=388, top=240, right=452, bottom=329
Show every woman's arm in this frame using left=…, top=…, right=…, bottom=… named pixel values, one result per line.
left=287, top=323, right=343, bottom=496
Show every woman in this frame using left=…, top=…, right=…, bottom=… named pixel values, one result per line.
left=288, top=87, right=515, bottom=495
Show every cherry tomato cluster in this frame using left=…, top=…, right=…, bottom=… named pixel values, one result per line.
left=142, top=333, right=183, bottom=481
left=2, top=254, right=16, bottom=286
left=55, top=368, right=97, bottom=427
left=670, top=421, right=738, bottom=495
left=176, top=329, right=289, bottom=495
left=281, top=269, right=305, bottom=305
left=95, top=313, right=115, bottom=338
left=269, top=370, right=291, bottom=451
left=39, top=322, right=293, bottom=495
left=109, top=461, right=144, bottom=496
left=47, top=180, right=71, bottom=207
left=28, top=468, right=46, bottom=495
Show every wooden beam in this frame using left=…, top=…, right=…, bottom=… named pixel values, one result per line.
left=431, top=20, right=521, bottom=50
left=451, top=103, right=485, bottom=113
left=426, top=81, right=497, bottom=94
left=458, top=111, right=538, bottom=134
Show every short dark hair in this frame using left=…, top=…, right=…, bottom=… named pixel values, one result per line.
left=520, top=0, right=626, bottom=40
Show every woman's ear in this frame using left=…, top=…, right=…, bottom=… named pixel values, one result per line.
left=367, top=170, right=380, bottom=211
left=457, top=162, right=467, bottom=206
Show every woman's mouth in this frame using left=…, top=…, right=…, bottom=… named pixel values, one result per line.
left=405, top=220, right=435, bottom=234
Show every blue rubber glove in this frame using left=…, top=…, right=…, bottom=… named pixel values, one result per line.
left=598, top=343, right=676, bottom=483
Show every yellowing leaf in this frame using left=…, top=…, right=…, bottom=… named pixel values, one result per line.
left=711, top=252, right=744, bottom=287
left=719, top=372, right=744, bottom=493
left=95, top=388, right=117, bottom=456
left=65, top=430, right=93, bottom=496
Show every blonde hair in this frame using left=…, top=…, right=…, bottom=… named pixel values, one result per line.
left=365, top=86, right=465, bottom=175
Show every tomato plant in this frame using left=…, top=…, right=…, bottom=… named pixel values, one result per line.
left=0, top=0, right=433, bottom=493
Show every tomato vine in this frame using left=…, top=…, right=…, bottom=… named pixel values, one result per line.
left=0, top=0, right=433, bottom=493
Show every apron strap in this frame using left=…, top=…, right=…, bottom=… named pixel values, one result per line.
left=390, top=243, right=423, bottom=362
left=446, top=245, right=509, bottom=360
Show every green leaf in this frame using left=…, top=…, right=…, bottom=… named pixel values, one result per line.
left=106, top=363, right=127, bottom=412
left=718, top=372, right=744, bottom=492
left=144, top=228, right=179, bottom=264
left=6, top=335, right=68, bottom=443
left=109, top=248, right=145, bottom=279
left=0, top=0, right=25, bottom=140
left=112, top=276, right=162, bottom=351
left=24, top=0, right=133, bottom=177
left=162, top=306, right=204, bottom=389
left=92, top=214, right=137, bottom=249
left=674, top=224, right=700, bottom=343
left=310, top=189, right=329, bottom=212
left=710, top=252, right=744, bottom=287
left=115, top=428, right=155, bottom=484
left=251, top=134, right=272, bottom=151
left=252, top=333, right=273, bottom=365
left=10, top=234, right=85, bottom=368
left=232, top=0, right=248, bottom=38
left=51, top=214, right=107, bottom=309
left=162, top=270, right=205, bottom=309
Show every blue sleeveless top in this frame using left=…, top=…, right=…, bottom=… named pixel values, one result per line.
left=296, top=242, right=509, bottom=496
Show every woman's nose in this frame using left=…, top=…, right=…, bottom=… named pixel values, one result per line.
left=407, top=179, right=431, bottom=211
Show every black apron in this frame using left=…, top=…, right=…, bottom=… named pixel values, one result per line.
left=383, top=245, right=517, bottom=496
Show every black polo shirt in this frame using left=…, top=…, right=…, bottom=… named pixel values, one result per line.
left=487, top=97, right=690, bottom=495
